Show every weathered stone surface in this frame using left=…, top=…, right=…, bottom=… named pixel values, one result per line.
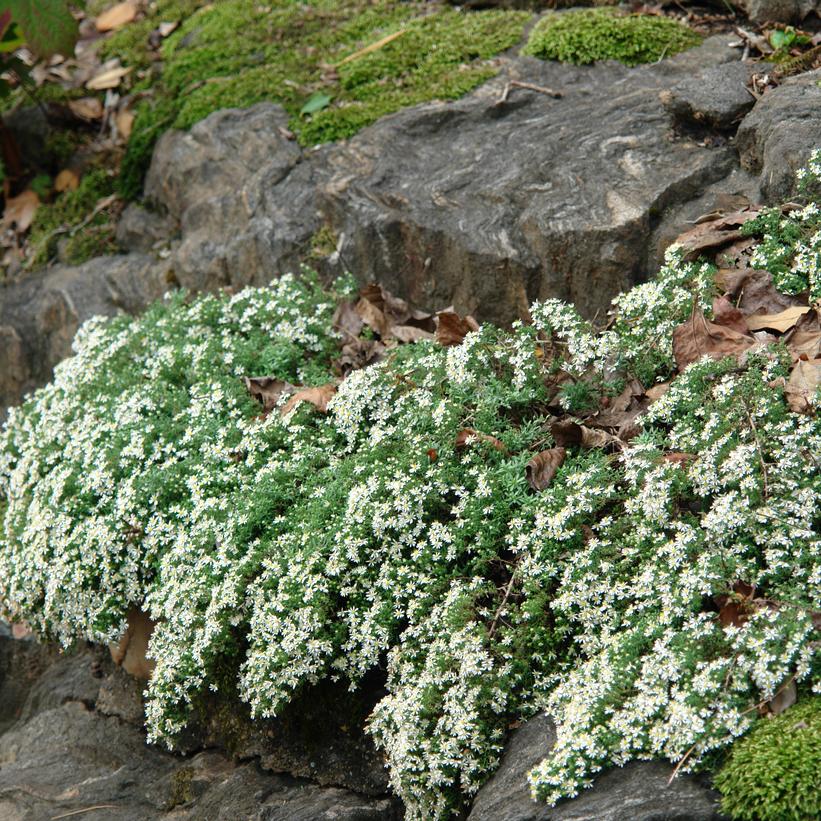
left=0, top=254, right=173, bottom=421
left=320, top=38, right=741, bottom=324
left=469, top=713, right=727, bottom=821
left=0, top=633, right=401, bottom=820
left=735, top=0, right=820, bottom=23
left=736, top=69, right=821, bottom=202
left=661, top=61, right=757, bottom=131
left=116, top=203, right=176, bottom=253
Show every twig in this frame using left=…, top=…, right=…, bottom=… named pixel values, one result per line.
left=741, top=674, right=797, bottom=716
left=488, top=567, right=518, bottom=639
left=668, top=742, right=698, bottom=785
left=51, top=806, right=118, bottom=820
left=497, top=80, right=563, bottom=104
left=744, top=405, right=769, bottom=498
left=336, top=29, right=406, bottom=67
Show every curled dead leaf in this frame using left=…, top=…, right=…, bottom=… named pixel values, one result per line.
left=550, top=419, right=623, bottom=450
left=281, top=383, right=336, bottom=415
left=55, top=168, right=80, bottom=193
left=715, top=580, right=757, bottom=628
left=96, top=2, right=137, bottom=32
left=646, top=381, right=672, bottom=403
left=663, top=452, right=697, bottom=467
left=745, top=305, right=811, bottom=334
left=115, top=107, right=135, bottom=140
left=784, top=358, right=821, bottom=414
left=390, top=324, right=435, bottom=343
left=711, top=295, right=750, bottom=336
left=672, top=305, right=753, bottom=371
left=333, top=301, right=364, bottom=341
left=109, top=607, right=156, bottom=680
left=87, top=65, right=132, bottom=90
left=717, top=268, right=805, bottom=316
left=68, top=96, right=104, bottom=120
left=435, top=310, right=480, bottom=347
left=3, top=190, right=39, bottom=233
left=525, top=447, right=566, bottom=491
left=243, top=376, right=296, bottom=414
left=784, top=308, right=821, bottom=362
left=455, top=428, right=507, bottom=453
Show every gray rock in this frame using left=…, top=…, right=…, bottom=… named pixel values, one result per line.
left=469, top=713, right=727, bottom=821
left=116, top=203, right=176, bottom=253
left=0, top=253, right=173, bottom=421
left=319, top=39, right=742, bottom=324
left=661, top=62, right=757, bottom=131
left=735, top=0, right=820, bottom=23
left=736, top=69, right=821, bottom=203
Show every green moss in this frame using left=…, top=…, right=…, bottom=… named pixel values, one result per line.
left=110, top=0, right=529, bottom=197
left=166, top=767, right=195, bottom=809
left=27, top=168, right=118, bottom=268
left=308, top=224, right=338, bottom=260
left=715, top=697, right=821, bottom=821
left=522, top=8, right=701, bottom=66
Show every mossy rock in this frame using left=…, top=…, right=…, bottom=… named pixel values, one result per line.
left=108, top=0, right=530, bottom=199
left=715, top=697, right=821, bottom=821
left=522, top=7, right=701, bottom=67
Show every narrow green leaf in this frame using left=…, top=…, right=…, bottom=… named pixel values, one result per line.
left=4, top=0, right=78, bottom=58
left=300, top=92, right=332, bottom=116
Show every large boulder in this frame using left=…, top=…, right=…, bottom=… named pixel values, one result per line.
left=736, top=69, right=821, bottom=203
left=734, top=0, right=820, bottom=23
left=469, top=713, right=727, bottom=821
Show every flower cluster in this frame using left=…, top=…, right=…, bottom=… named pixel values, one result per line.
left=1, top=161, right=820, bottom=819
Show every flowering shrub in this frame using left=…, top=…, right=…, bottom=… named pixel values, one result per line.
left=1, top=159, right=820, bottom=819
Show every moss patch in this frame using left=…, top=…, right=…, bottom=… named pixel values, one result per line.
left=107, top=0, right=529, bottom=198
left=715, top=697, right=821, bottom=821
left=522, top=8, right=701, bottom=66
left=26, top=168, right=118, bottom=268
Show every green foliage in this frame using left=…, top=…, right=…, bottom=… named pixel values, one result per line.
left=1, top=160, right=820, bottom=819
left=715, top=697, right=821, bottom=821
left=26, top=168, right=117, bottom=268
left=107, top=0, right=529, bottom=196
left=5, top=0, right=77, bottom=57
left=522, top=8, right=701, bottom=66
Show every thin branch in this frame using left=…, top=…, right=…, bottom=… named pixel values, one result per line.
left=488, top=567, right=518, bottom=639
left=51, top=807, right=118, bottom=821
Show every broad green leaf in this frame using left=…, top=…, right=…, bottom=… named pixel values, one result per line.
left=4, top=0, right=78, bottom=57
left=769, top=29, right=791, bottom=50
left=300, top=92, right=332, bottom=116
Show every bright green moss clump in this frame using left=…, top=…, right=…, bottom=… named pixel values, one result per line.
left=110, top=0, right=529, bottom=198
left=523, top=8, right=701, bottom=66
left=715, top=697, right=821, bottom=821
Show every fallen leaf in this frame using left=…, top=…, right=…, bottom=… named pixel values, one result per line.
left=300, top=91, right=333, bottom=116
left=711, top=295, right=750, bottom=335
left=336, top=338, right=385, bottom=374
left=745, top=305, right=811, bottom=333
left=663, top=452, right=697, bottom=467
left=588, top=379, right=647, bottom=437
left=715, top=581, right=756, bottom=628
left=526, top=447, right=566, bottom=491
left=55, top=169, right=80, bottom=192
left=717, top=268, right=805, bottom=316
left=355, top=294, right=390, bottom=338
left=436, top=310, right=480, bottom=347
left=455, top=428, right=507, bottom=452
left=243, top=376, right=296, bottom=414
left=3, top=190, right=39, bottom=232
left=158, top=20, right=179, bottom=37
left=784, top=359, right=821, bottom=414
left=68, top=96, right=104, bottom=120
left=426, top=448, right=438, bottom=462
left=359, top=283, right=435, bottom=331
left=115, top=107, right=135, bottom=139
left=390, top=324, right=434, bottom=343
left=672, top=305, right=754, bottom=371
left=767, top=679, right=797, bottom=716
left=281, top=383, right=336, bottom=415
left=96, top=2, right=137, bottom=32
left=333, top=301, right=364, bottom=341
left=550, top=419, right=622, bottom=450
left=785, top=309, right=821, bottom=362
left=86, top=65, right=132, bottom=90
left=646, top=381, right=672, bottom=403
left=109, top=607, right=155, bottom=680
left=675, top=209, right=760, bottom=262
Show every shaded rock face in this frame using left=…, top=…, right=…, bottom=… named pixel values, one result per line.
left=735, top=0, right=820, bottom=23
left=468, top=713, right=728, bottom=821
left=0, top=634, right=402, bottom=821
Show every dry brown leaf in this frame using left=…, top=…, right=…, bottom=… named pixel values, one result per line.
left=663, top=452, right=697, bottom=467
left=355, top=295, right=390, bottom=338
left=358, top=283, right=435, bottom=332
left=109, top=607, right=156, bottom=680
left=55, top=169, right=80, bottom=193
left=68, top=96, right=104, bottom=120
left=746, top=305, right=811, bottom=333
left=87, top=65, right=132, bottom=90
left=454, top=428, right=507, bottom=452
left=158, top=20, right=179, bottom=37
left=715, top=581, right=756, bottom=628
left=436, top=310, right=480, bottom=347
left=115, top=107, right=135, bottom=139
left=672, top=306, right=754, bottom=371
left=785, top=309, right=821, bottom=362
left=336, top=338, right=385, bottom=374
left=588, top=379, right=647, bottom=437
left=646, top=381, right=672, bottom=403
left=675, top=209, right=760, bottom=262
left=333, top=301, right=364, bottom=341
left=784, top=359, right=821, bottom=414
left=550, top=419, right=622, bottom=450
left=3, top=190, right=39, bottom=233
left=390, top=324, right=435, bottom=343
left=281, top=383, right=336, bottom=415
left=526, top=447, right=566, bottom=491
left=716, top=268, right=804, bottom=316
left=711, top=295, right=750, bottom=335
left=96, top=1, right=137, bottom=32
left=243, top=376, right=296, bottom=414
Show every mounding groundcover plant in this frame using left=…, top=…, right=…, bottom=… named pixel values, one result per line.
left=1, top=153, right=821, bottom=820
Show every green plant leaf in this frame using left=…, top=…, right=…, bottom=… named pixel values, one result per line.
left=0, top=20, right=24, bottom=53
left=300, top=92, right=333, bottom=116
left=769, top=29, right=792, bottom=50
left=3, top=0, right=78, bottom=58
